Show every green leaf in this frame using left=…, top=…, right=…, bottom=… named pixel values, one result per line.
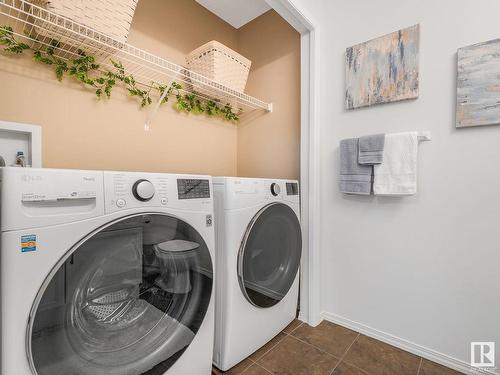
left=55, top=66, right=64, bottom=81
left=76, top=72, right=86, bottom=81
left=0, top=39, right=240, bottom=120
left=0, top=26, right=13, bottom=36
left=6, top=44, right=28, bottom=54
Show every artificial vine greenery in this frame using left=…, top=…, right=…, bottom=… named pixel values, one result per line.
left=0, top=26, right=240, bottom=122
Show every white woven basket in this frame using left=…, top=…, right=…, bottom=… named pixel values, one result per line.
left=30, top=0, right=138, bottom=52
left=186, top=40, right=251, bottom=93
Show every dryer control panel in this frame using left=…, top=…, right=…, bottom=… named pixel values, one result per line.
left=212, top=177, right=300, bottom=210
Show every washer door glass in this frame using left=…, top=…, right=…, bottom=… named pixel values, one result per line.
left=238, top=203, right=302, bottom=308
left=28, top=213, right=213, bottom=375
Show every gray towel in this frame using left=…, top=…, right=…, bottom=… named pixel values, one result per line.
left=340, top=138, right=372, bottom=195
left=358, top=134, right=385, bottom=165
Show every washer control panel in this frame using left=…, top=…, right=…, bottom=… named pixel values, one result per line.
left=104, top=172, right=168, bottom=212
left=104, top=172, right=212, bottom=213
left=177, top=179, right=210, bottom=200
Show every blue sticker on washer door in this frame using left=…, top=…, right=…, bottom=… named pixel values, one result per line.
left=21, top=235, right=37, bottom=252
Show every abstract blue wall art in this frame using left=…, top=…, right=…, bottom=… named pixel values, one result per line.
left=345, top=25, right=420, bottom=110
left=457, top=38, right=500, bottom=128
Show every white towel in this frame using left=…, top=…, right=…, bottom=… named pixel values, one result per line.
left=373, top=132, right=418, bottom=195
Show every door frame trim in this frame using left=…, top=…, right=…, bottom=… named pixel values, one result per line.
left=265, top=0, right=322, bottom=326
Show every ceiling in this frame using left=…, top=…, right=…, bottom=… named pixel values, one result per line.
left=195, top=0, right=271, bottom=29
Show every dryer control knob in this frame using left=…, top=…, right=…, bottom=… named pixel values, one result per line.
left=270, top=183, right=281, bottom=196
left=133, top=179, right=155, bottom=201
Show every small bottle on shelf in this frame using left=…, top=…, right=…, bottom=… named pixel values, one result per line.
left=14, top=151, right=26, bottom=167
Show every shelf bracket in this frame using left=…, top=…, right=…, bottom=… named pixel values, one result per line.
left=144, top=79, right=173, bottom=131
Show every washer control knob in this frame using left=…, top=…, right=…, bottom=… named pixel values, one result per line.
left=133, top=179, right=155, bottom=201
left=270, top=183, right=281, bottom=196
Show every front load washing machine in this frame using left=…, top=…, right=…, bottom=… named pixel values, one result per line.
left=212, top=177, right=302, bottom=371
left=0, top=167, right=215, bottom=375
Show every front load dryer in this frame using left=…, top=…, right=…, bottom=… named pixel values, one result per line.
left=0, top=167, right=215, bottom=375
left=212, top=177, right=302, bottom=371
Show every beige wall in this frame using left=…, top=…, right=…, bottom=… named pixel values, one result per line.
left=237, top=11, right=301, bottom=180
left=0, top=0, right=238, bottom=175
left=128, top=0, right=239, bottom=66
left=0, top=3, right=300, bottom=178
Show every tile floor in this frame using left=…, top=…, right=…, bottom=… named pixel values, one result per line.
left=212, top=320, right=462, bottom=375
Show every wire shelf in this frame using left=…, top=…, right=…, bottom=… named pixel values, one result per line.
left=0, top=0, right=273, bottom=114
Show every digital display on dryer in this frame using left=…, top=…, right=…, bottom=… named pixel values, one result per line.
left=286, top=182, right=299, bottom=196
left=177, top=179, right=210, bottom=199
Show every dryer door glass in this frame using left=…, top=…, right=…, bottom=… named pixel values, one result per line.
left=28, top=213, right=213, bottom=375
left=238, top=203, right=302, bottom=308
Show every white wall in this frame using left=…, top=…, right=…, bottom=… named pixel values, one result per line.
left=291, top=0, right=500, bottom=371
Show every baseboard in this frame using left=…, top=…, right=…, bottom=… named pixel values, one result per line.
left=322, top=311, right=499, bottom=375
left=298, top=311, right=306, bottom=323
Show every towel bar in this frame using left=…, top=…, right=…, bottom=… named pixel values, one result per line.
left=417, top=131, right=432, bottom=142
